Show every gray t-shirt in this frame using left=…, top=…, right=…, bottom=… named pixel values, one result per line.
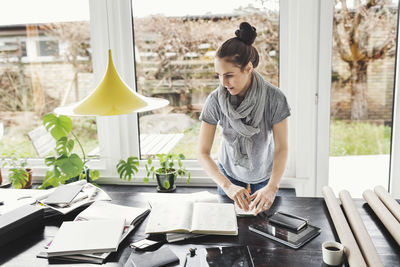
left=199, top=82, right=291, bottom=184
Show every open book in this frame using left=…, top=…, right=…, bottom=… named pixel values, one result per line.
left=145, top=201, right=238, bottom=235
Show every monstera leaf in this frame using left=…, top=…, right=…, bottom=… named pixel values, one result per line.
left=116, top=156, right=139, bottom=181
left=43, top=113, right=72, bottom=140
left=55, top=154, right=84, bottom=178
left=55, top=137, right=74, bottom=155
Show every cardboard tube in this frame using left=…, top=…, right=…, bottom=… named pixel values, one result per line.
left=363, top=189, right=400, bottom=246
left=339, top=190, right=383, bottom=267
left=374, top=185, right=400, bottom=222
left=322, top=186, right=367, bottom=267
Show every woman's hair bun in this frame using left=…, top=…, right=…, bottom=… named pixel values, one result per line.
left=234, top=22, right=257, bottom=45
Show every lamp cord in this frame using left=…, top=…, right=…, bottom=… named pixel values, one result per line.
left=105, top=0, right=111, bottom=49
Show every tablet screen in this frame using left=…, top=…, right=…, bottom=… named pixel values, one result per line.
left=249, top=222, right=321, bottom=248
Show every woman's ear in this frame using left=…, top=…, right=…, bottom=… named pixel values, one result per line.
left=245, top=61, right=253, bottom=73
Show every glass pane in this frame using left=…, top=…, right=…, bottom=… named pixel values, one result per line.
left=329, top=0, right=398, bottom=196
left=132, top=0, right=279, bottom=159
left=0, top=0, right=97, bottom=160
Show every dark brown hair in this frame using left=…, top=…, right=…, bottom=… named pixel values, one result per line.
left=216, top=22, right=259, bottom=70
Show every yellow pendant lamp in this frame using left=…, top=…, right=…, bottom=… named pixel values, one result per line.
left=54, top=49, right=169, bottom=116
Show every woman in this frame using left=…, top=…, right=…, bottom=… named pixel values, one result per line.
left=198, top=22, right=291, bottom=215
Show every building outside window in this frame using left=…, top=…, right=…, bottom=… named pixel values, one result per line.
left=0, top=0, right=97, bottom=161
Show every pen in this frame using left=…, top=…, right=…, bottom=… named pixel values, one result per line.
left=182, top=254, right=188, bottom=267
left=277, top=211, right=309, bottom=223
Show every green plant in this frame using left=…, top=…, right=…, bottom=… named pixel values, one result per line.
left=1, top=152, right=30, bottom=189
left=39, top=113, right=100, bottom=189
left=116, top=156, right=140, bottom=181
left=145, top=153, right=191, bottom=189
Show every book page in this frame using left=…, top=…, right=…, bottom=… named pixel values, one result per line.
left=191, top=203, right=238, bottom=235
left=145, top=201, right=193, bottom=234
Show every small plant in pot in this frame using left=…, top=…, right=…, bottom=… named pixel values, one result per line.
left=1, top=154, right=32, bottom=189
left=145, top=153, right=191, bottom=192
left=39, top=113, right=99, bottom=189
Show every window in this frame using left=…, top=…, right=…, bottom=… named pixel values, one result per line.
left=0, top=0, right=97, bottom=163
left=132, top=0, right=280, bottom=160
left=328, top=0, right=399, bottom=197
left=38, top=39, right=59, bottom=57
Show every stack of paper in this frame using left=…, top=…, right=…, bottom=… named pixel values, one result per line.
left=38, top=201, right=150, bottom=264
left=0, top=180, right=111, bottom=218
left=38, top=181, right=112, bottom=218
left=47, top=219, right=125, bottom=256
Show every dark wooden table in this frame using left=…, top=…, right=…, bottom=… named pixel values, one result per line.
left=0, top=185, right=399, bottom=266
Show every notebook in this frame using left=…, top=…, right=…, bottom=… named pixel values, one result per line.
left=42, top=184, right=83, bottom=205
left=268, top=212, right=307, bottom=231
left=249, top=221, right=321, bottom=249
left=74, top=201, right=150, bottom=225
left=47, top=219, right=125, bottom=256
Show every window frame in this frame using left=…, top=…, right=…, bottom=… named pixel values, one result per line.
left=21, top=0, right=334, bottom=196
left=90, top=0, right=302, bottom=188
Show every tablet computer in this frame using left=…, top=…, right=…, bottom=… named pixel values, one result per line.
left=249, top=221, right=321, bottom=249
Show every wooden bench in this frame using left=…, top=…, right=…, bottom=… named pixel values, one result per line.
left=87, top=133, right=184, bottom=157
left=27, top=126, right=56, bottom=157
left=28, top=125, right=184, bottom=158
left=140, top=133, right=184, bottom=156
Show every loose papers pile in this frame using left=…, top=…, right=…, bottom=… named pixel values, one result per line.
left=38, top=201, right=150, bottom=264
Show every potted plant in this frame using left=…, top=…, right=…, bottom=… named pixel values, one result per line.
left=1, top=154, right=32, bottom=189
left=116, top=156, right=141, bottom=182
left=145, top=153, right=191, bottom=192
left=39, top=113, right=99, bottom=189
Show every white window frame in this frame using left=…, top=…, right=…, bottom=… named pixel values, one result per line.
left=389, top=8, right=400, bottom=198
left=280, top=0, right=334, bottom=196
left=62, top=0, right=332, bottom=192
left=25, top=0, right=336, bottom=196
left=92, top=0, right=400, bottom=198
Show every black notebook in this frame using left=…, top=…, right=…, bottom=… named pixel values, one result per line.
left=268, top=212, right=307, bottom=231
left=249, top=221, right=321, bottom=249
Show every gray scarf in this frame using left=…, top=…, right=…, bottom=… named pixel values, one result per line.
left=218, top=71, right=267, bottom=170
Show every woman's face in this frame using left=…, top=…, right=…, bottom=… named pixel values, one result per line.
left=214, top=57, right=253, bottom=98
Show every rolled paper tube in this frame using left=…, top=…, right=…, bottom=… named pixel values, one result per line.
left=339, top=190, right=383, bottom=267
left=374, top=185, right=400, bottom=222
left=363, top=189, right=400, bottom=246
left=322, top=186, right=367, bottom=267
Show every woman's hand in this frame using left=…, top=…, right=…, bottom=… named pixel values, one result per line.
left=225, top=184, right=251, bottom=211
left=249, top=184, right=278, bottom=215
